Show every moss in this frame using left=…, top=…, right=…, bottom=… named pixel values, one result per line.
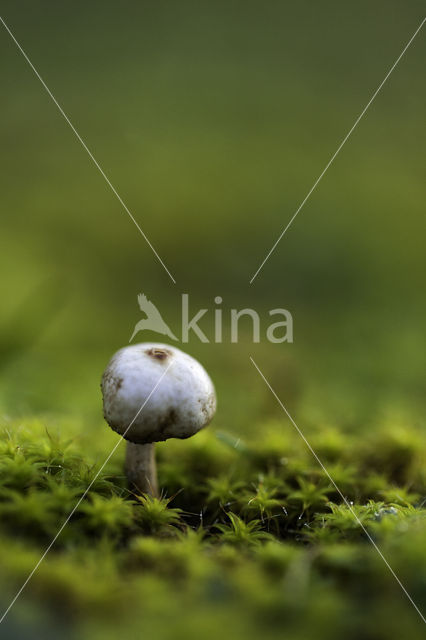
left=0, top=417, right=425, bottom=640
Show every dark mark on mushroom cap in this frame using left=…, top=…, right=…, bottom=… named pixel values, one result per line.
left=145, top=347, right=172, bottom=361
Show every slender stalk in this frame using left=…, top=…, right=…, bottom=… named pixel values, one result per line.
left=125, top=442, right=158, bottom=496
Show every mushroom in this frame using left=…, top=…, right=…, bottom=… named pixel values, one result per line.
left=101, top=343, right=216, bottom=496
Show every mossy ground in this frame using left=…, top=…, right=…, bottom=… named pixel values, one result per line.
left=0, top=416, right=425, bottom=639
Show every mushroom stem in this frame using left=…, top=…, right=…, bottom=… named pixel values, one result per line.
left=125, top=442, right=158, bottom=497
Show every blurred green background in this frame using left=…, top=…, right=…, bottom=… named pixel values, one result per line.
left=1, top=0, right=425, bottom=433
left=0, top=1, right=425, bottom=638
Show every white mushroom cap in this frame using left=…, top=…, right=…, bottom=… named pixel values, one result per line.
left=101, top=343, right=216, bottom=445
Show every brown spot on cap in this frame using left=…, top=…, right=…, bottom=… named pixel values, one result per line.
left=145, top=347, right=172, bottom=361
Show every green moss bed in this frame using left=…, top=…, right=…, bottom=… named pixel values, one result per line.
left=0, top=417, right=425, bottom=639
